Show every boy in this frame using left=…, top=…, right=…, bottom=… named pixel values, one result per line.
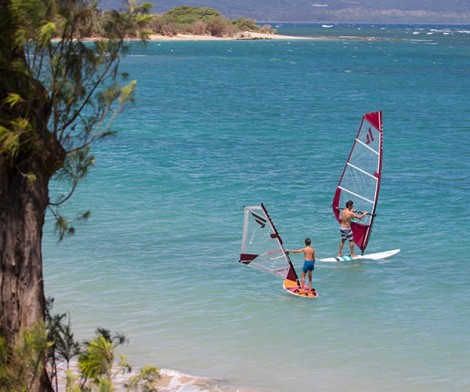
left=287, top=238, right=315, bottom=292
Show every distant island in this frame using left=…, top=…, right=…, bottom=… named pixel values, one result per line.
left=83, top=6, right=281, bottom=41
left=147, top=6, right=276, bottom=38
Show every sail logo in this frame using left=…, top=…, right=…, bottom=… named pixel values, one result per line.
left=251, top=212, right=266, bottom=228
left=365, top=127, right=374, bottom=144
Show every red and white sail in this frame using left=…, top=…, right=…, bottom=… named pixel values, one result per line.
left=332, top=111, right=383, bottom=254
left=240, top=204, right=299, bottom=282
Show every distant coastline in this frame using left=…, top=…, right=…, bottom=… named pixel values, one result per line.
left=57, top=31, right=314, bottom=43
left=143, top=31, right=396, bottom=42
left=146, top=31, right=313, bottom=41
left=72, top=30, right=402, bottom=43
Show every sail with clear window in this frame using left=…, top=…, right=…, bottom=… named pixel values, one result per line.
left=332, top=111, right=383, bottom=255
left=239, top=203, right=318, bottom=298
left=239, top=203, right=299, bottom=282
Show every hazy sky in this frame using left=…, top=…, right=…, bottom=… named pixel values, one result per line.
left=103, top=1, right=470, bottom=23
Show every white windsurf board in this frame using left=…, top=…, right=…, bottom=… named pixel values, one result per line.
left=318, top=249, right=400, bottom=262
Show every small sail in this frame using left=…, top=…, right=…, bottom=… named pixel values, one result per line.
left=240, top=204, right=299, bottom=282
left=332, top=111, right=383, bottom=254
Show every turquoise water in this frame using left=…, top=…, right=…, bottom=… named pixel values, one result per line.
left=43, top=25, right=470, bottom=391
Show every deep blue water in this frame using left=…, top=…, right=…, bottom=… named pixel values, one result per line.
left=43, top=24, right=470, bottom=391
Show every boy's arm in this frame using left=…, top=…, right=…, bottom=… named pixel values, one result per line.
left=286, top=248, right=304, bottom=254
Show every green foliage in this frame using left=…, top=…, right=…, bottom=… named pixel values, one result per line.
left=45, top=297, right=81, bottom=391
left=0, top=325, right=50, bottom=392
left=65, top=371, right=81, bottom=392
left=51, top=208, right=91, bottom=241
left=154, top=6, right=272, bottom=37
left=0, top=116, right=34, bottom=160
left=1, top=0, right=150, bottom=240
left=205, top=16, right=235, bottom=37
left=88, top=328, right=129, bottom=349
left=9, top=0, right=56, bottom=47
left=79, top=336, right=115, bottom=383
left=125, top=365, right=161, bottom=392
left=79, top=328, right=129, bottom=384
left=3, top=92, right=23, bottom=108
left=162, top=6, right=220, bottom=25
left=0, top=125, right=21, bottom=160
left=232, top=17, right=260, bottom=32
left=0, top=300, right=160, bottom=391
left=99, top=6, right=153, bottom=40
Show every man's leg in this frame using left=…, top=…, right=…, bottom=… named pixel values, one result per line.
left=349, top=240, right=355, bottom=257
left=338, top=239, right=345, bottom=257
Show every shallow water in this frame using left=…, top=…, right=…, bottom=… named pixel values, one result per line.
left=44, top=24, right=470, bottom=391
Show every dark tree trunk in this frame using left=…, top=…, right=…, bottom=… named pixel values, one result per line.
left=0, top=158, right=52, bottom=391
left=0, top=1, right=63, bottom=390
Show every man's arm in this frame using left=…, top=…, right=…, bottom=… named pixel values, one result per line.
left=353, top=211, right=367, bottom=219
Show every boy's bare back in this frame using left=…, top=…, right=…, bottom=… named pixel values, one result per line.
left=303, top=245, right=315, bottom=261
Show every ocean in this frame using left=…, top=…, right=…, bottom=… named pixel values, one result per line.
left=43, top=24, right=470, bottom=391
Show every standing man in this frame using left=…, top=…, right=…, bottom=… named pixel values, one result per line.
left=287, top=238, right=315, bottom=292
left=338, top=200, right=367, bottom=258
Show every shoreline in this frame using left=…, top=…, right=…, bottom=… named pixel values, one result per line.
left=145, top=31, right=390, bottom=42
left=52, top=31, right=315, bottom=44
left=53, top=361, right=252, bottom=391
left=147, top=31, right=313, bottom=41
left=66, top=31, right=393, bottom=43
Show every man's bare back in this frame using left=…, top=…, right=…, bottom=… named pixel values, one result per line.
left=340, top=202, right=367, bottom=227
left=340, top=208, right=356, bottom=227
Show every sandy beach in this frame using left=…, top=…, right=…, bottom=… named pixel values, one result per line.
left=147, top=31, right=313, bottom=41
left=53, top=361, right=253, bottom=391
left=145, top=31, right=379, bottom=42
